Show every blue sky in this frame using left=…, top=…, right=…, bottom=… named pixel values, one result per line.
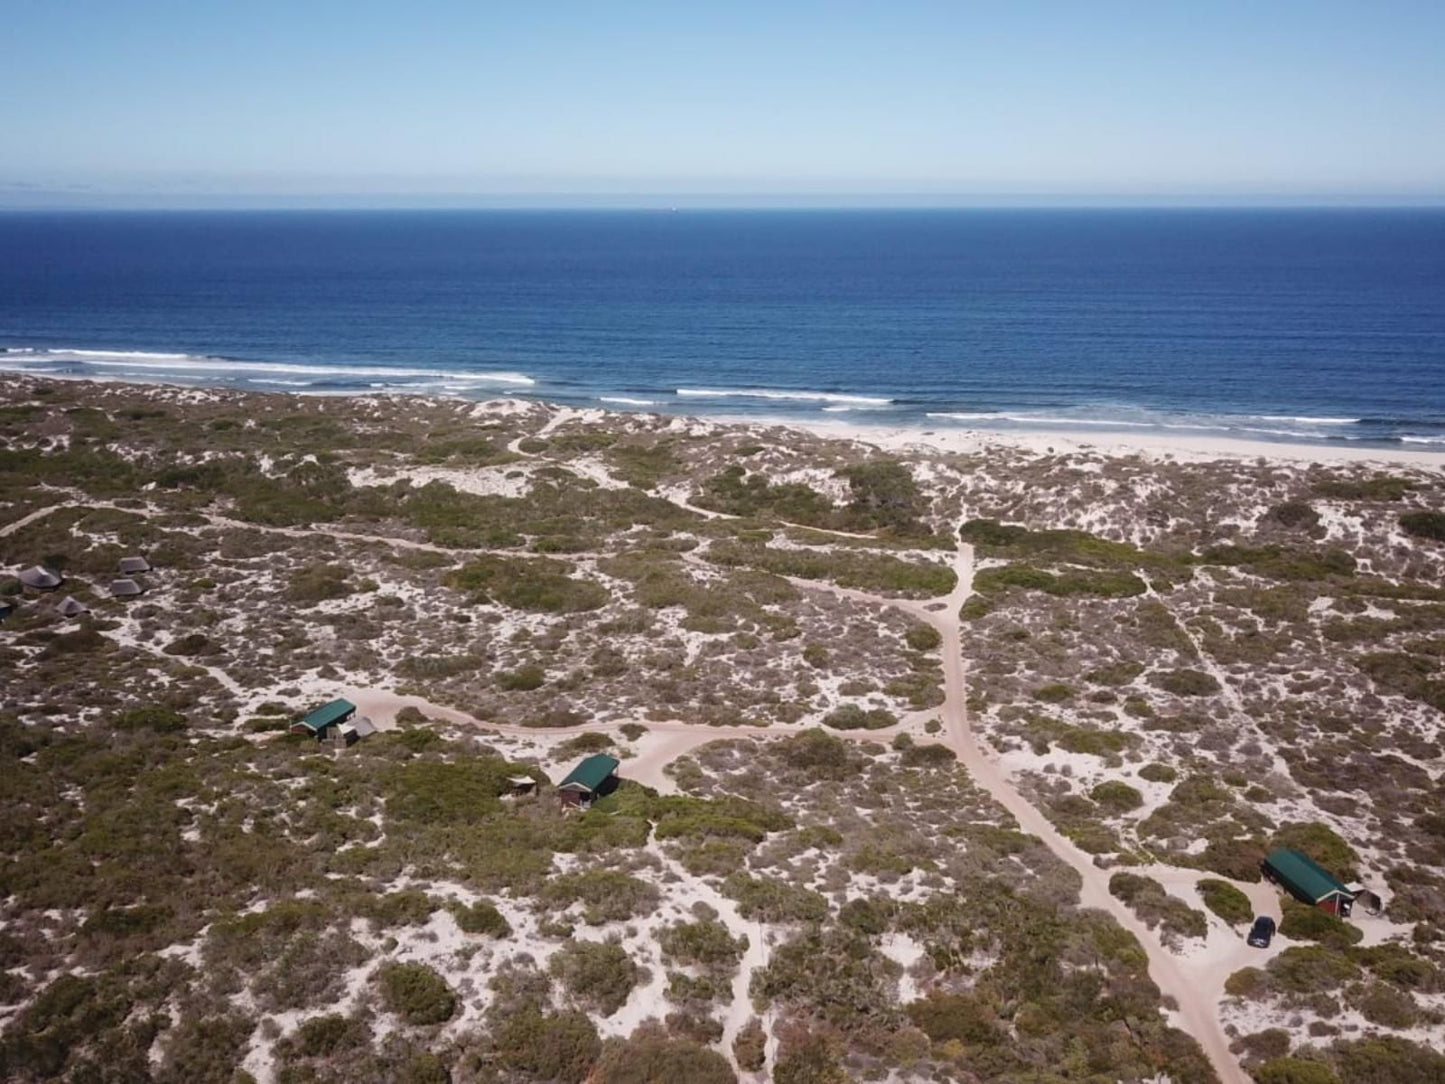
left=2, top=0, right=1443, bottom=206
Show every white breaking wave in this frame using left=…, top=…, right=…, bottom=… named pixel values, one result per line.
left=677, top=387, right=892, bottom=405
left=0, top=348, right=535, bottom=385
left=925, top=412, right=1152, bottom=427
left=1401, top=435, right=1445, bottom=445
left=599, top=396, right=657, bottom=406
left=1251, top=414, right=1361, bottom=425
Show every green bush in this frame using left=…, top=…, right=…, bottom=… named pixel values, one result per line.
left=492, top=1009, right=601, bottom=1081
left=290, top=1013, right=368, bottom=1058
left=1312, top=475, right=1414, bottom=501
left=899, top=742, right=955, bottom=768
left=1270, top=822, right=1359, bottom=882
left=732, top=1018, right=767, bottom=1072
left=539, top=870, right=660, bottom=924
left=1085, top=660, right=1145, bottom=686
left=904, top=624, right=941, bottom=651
left=821, top=704, right=896, bottom=730
left=593, top=1026, right=737, bottom=1084
left=377, top=963, right=456, bottom=1025
left=1267, top=501, right=1322, bottom=531
left=498, top=663, right=546, bottom=691
left=721, top=873, right=828, bottom=924
left=1139, top=762, right=1178, bottom=783
left=1253, top=1057, right=1341, bottom=1084
left=447, top=554, right=609, bottom=613
left=1150, top=668, right=1221, bottom=697
left=1033, top=683, right=1074, bottom=703
left=1278, top=901, right=1362, bottom=949
left=1090, top=781, right=1144, bottom=812
left=549, top=939, right=641, bottom=1016
left=1108, top=872, right=1208, bottom=940
left=1400, top=511, right=1445, bottom=542
left=1198, top=879, right=1253, bottom=925
left=658, top=919, right=747, bottom=969
left=452, top=900, right=511, bottom=938
left=111, top=705, right=187, bottom=733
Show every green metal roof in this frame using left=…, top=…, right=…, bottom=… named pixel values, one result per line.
left=297, top=698, right=356, bottom=732
left=1264, top=848, right=1351, bottom=904
left=558, top=753, right=619, bottom=793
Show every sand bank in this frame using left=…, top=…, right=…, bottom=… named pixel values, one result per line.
left=736, top=416, right=1445, bottom=468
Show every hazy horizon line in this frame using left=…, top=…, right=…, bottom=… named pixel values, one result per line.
left=3, top=192, right=1445, bottom=213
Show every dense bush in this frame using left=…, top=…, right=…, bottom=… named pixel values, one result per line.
left=549, top=938, right=642, bottom=1016
left=1150, top=668, right=1221, bottom=697
left=539, top=870, right=661, bottom=924
left=1109, top=872, right=1208, bottom=940
left=491, top=1009, right=601, bottom=1081
left=1399, top=510, right=1445, bottom=542
left=904, top=623, right=941, bottom=651
left=446, top=554, right=609, bottom=613
left=1270, top=822, right=1359, bottom=882
left=721, top=872, right=829, bottom=924
left=1090, top=780, right=1144, bottom=812
left=377, top=963, right=456, bottom=1026
left=732, top=1018, right=767, bottom=1072
left=593, top=1025, right=737, bottom=1084
left=1277, top=901, right=1362, bottom=949
left=658, top=918, right=748, bottom=969
left=821, top=704, right=896, bottom=730
left=452, top=899, right=511, bottom=937
left=1253, top=1057, right=1341, bottom=1084
left=1198, top=879, right=1253, bottom=925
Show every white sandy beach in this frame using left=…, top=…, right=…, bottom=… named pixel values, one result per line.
left=746, top=415, right=1445, bottom=468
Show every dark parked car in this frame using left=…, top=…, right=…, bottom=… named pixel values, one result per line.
left=1247, top=915, right=1276, bottom=948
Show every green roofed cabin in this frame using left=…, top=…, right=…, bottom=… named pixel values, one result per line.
left=556, top=754, right=620, bottom=807
left=290, top=698, right=357, bottom=740
left=1262, top=848, right=1356, bottom=916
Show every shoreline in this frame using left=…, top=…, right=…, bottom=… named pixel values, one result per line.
left=766, top=415, right=1445, bottom=467
left=6, top=368, right=1445, bottom=467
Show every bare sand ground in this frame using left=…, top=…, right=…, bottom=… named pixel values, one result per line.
left=726, top=415, right=1445, bottom=467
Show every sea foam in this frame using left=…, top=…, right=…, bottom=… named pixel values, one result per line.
left=677, top=387, right=892, bottom=406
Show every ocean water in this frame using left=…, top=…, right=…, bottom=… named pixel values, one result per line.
left=2, top=208, right=1444, bottom=447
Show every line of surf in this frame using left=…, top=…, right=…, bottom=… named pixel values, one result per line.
left=677, top=387, right=893, bottom=406
left=0, top=349, right=535, bottom=385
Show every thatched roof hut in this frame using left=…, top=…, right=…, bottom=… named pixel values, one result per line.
left=110, top=578, right=145, bottom=598
left=118, top=556, right=152, bottom=575
left=56, top=595, right=90, bottom=617
left=17, top=566, right=62, bottom=590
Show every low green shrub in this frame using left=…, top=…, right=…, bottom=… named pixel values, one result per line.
left=1197, top=879, right=1253, bottom=925
left=1400, top=511, right=1445, bottom=542
left=377, top=962, right=456, bottom=1025
left=453, top=900, right=511, bottom=938
left=1090, top=781, right=1144, bottom=812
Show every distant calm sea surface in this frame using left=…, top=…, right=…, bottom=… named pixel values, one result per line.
left=2, top=209, right=1444, bottom=447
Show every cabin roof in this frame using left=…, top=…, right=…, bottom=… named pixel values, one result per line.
left=297, top=698, right=357, bottom=732
left=557, top=754, right=619, bottom=794
left=1264, top=848, right=1351, bottom=903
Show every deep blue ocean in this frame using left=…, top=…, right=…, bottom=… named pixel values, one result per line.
left=2, top=209, right=1444, bottom=447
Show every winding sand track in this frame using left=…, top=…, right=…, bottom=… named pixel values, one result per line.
left=345, top=541, right=1253, bottom=1083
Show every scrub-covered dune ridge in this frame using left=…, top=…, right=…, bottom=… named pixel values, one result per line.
left=2, top=374, right=1444, bottom=1084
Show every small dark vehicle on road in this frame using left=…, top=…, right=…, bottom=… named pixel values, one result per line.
left=1247, top=915, right=1276, bottom=948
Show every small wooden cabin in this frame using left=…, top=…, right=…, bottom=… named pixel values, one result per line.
left=555, top=754, right=620, bottom=807
left=1262, top=848, right=1355, bottom=916
left=290, top=698, right=358, bottom=740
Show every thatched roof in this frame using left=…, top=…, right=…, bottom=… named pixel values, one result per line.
left=17, top=566, right=62, bottom=590
left=57, top=596, right=90, bottom=617
left=118, top=556, right=152, bottom=575
left=109, top=578, right=145, bottom=598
